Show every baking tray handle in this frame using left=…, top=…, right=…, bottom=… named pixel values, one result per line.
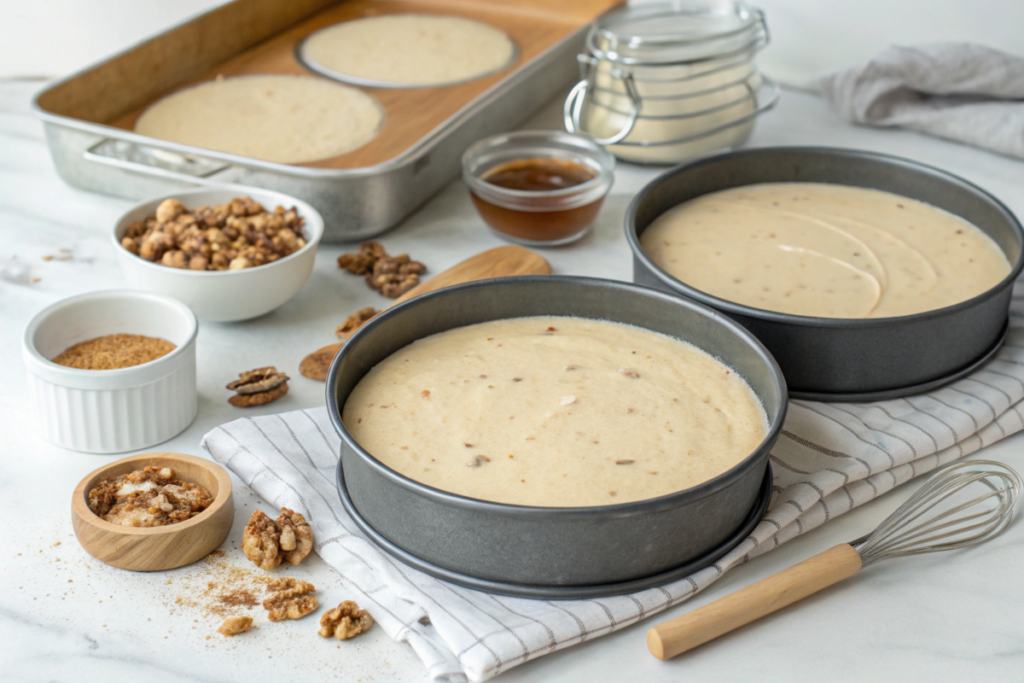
left=83, top=138, right=236, bottom=187
left=564, top=56, right=641, bottom=146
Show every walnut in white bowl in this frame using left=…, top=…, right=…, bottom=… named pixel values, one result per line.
left=111, top=188, right=324, bottom=322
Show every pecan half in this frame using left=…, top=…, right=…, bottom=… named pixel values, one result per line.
left=227, top=367, right=290, bottom=394
left=228, top=382, right=289, bottom=407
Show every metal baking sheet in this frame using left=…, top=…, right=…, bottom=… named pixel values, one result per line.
left=33, top=0, right=617, bottom=242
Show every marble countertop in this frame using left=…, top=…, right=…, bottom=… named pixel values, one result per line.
left=6, top=69, right=1024, bottom=682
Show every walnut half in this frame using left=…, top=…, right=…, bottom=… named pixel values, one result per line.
left=319, top=600, right=373, bottom=640
left=276, top=508, right=313, bottom=566
left=227, top=366, right=290, bottom=408
left=263, top=577, right=317, bottom=622
left=242, top=509, right=281, bottom=570
left=242, top=508, right=314, bottom=571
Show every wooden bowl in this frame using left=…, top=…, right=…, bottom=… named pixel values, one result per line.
left=72, top=452, right=234, bottom=571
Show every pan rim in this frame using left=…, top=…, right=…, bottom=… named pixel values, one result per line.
left=325, top=274, right=787, bottom=518
left=624, top=145, right=1024, bottom=329
left=335, top=457, right=775, bottom=597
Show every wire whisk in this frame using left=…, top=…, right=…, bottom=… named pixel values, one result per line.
left=648, top=460, right=1022, bottom=660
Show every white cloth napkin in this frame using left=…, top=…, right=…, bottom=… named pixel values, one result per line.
left=816, top=43, right=1024, bottom=159
left=201, top=281, right=1024, bottom=682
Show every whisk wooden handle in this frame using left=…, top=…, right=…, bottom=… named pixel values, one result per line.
left=647, top=543, right=863, bottom=660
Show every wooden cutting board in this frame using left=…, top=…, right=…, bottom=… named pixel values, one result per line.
left=300, top=245, right=551, bottom=380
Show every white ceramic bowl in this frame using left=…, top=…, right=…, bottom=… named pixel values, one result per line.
left=22, top=290, right=198, bottom=454
left=112, top=187, right=324, bottom=322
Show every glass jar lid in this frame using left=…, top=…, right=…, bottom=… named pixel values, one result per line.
left=586, top=1, right=766, bottom=67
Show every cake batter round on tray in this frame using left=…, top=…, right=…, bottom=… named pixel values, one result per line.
left=300, top=13, right=517, bottom=88
left=135, top=74, right=384, bottom=164
left=343, top=315, right=768, bottom=508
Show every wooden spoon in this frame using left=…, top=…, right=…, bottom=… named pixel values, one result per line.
left=300, top=245, right=551, bottom=380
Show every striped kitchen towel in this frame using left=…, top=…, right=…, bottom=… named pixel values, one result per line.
left=201, top=282, right=1024, bottom=682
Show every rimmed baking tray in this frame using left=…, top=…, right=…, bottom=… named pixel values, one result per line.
left=32, top=0, right=620, bottom=242
left=626, top=147, right=1024, bottom=400
left=326, top=276, right=787, bottom=590
left=337, top=459, right=773, bottom=598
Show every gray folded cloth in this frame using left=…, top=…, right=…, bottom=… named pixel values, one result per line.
left=816, top=43, right=1024, bottom=159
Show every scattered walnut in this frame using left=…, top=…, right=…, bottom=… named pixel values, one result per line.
left=337, top=242, right=426, bottom=298
left=242, top=510, right=281, bottom=570
left=243, top=508, right=315, bottom=570
left=227, top=367, right=290, bottom=407
left=336, top=307, right=379, bottom=339
left=263, top=577, right=317, bottom=621
left=319, top=601, right=373, bottom=640
left=218, top=615, right=253, bottom=637
left=122, top=196, right=306, bottom=271
left=276, top=508, right=313, bottom=566
left=337, top=241, right=386, bottom=274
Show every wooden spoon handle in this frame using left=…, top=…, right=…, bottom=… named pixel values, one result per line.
left=300, top=245, right=550, bottom=381
left=647, top=543, right=862, bottom=660
left=391, top=245, right=551, bottom=305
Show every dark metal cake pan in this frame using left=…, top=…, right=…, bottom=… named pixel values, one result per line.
left=336, top=460, right=773, bottom=599
left=326, top=276, right=786, bottom=590
left=626, top=147, right=1024, bottom=399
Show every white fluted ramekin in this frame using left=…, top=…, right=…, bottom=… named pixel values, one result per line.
left=22, top=290, right=198, bottom=454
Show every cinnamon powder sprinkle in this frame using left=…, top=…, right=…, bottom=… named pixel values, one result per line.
left=51, top=333, right=175, bottom=370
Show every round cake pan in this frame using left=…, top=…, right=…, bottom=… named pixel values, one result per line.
left=326, top=276, right=787, bottom=588
left=626, top=147, right=1024, bottom=399
left=336, top=460, right=773, bottom=599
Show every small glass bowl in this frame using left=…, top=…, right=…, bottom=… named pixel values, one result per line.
left=462, top=130, right=615, bottom=246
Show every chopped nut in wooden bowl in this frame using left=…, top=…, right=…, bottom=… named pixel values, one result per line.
left=71, top=453, right=234, bottom=571
left=88, top=465, right=213, bottom=527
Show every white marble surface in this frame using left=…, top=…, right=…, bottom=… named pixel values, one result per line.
left=5, top=64, right=1024, bottom=683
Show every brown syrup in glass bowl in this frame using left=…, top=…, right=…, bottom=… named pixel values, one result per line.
left=470, top=157, right=605, bottom=244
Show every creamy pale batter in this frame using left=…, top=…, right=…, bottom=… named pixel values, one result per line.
left=301, top=14, right=516, bottom=87
left=342, top=316, right=768, bottom=507
left=135, top=75, right=383, bottom=164
left=641, top=183, right=1011, bottom=318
